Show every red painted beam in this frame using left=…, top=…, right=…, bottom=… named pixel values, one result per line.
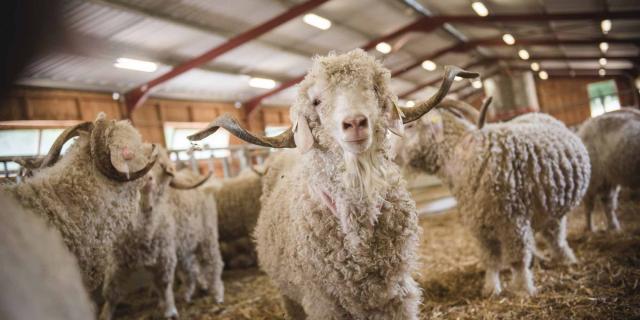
left=392, top=37, right=640, bottom=78
left=124, top=0, right=330, bottom=114
left=243, top=11, right=640, bottom=115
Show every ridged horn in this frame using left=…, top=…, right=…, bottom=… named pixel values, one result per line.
left=399, top=66, right=479, bottom=124
left=187, top=113, right=296, bottom=148
left=169, top=171, right=212, bottom=189
left=90, top=118, right=158, bottom=182
left=477, top=96, right=493, bottom=129
left=39, top=121, right=94, bottom=168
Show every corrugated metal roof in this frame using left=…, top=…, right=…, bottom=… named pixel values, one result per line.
left=15, top=0, right=640, bottom=106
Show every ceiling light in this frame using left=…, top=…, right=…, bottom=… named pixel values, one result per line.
left=303, top=13, right=332, bottom=30
left=599, top=57, right=607, bottom=66
left=601, top=19, right=612, bottom=34
left=530, top=62, right=540, bottom=72
left=471, top=2, right=489, bottom=17
left=599, top=68, right=606, bottom=77
left=421, top=60, right=437, bottom=71
left=375, top=42, right=392, bottom=54
left=539, top=71, right=549, bottom=80
left=502, top=34, right=515, bottom=45
left=406, top=100, right=415, bottom=108
left=599, top=42, right=609, bottom=53
left=472, top=80, right=483, bottom=89
left=114, top=57, right=157, bottom=72
left=112, top=92, right=120, bottom=100
left=454, top=76, right=462, bottom=81
left=518, top=49, right=530, bottom=60
left=248, top=77, right=276, bottom=89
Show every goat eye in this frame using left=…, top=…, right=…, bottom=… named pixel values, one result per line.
left=312, top=98, right=321, bottom=107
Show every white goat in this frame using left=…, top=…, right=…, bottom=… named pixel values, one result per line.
left=0, top=193, right=94, bottom=320
left=189, top=49, right=477, bottom=319
left=578, top=108, right=640, bottom=231
left=396, top=99, right=590, bottom=297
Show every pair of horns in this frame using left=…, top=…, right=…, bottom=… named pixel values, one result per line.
left=161, top=163, right=212, bottom=190
left=33, top=119, right=158, bottom=182
left=187, top=65, right=479, bottom=148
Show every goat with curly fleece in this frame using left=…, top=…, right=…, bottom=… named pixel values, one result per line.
left=203, top=167, right=263, bottom=269
left=578, top=108, right=640, bottom=232
left=1, top=114, right=159, bottom=315
left=397, top=100, right=590, bottom=297
left=189, top=49, right=477, bottom=319
left=0, top=193, right=94, bottom=320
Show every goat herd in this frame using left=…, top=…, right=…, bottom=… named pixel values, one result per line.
left=1, top=49, right=638, bottom=320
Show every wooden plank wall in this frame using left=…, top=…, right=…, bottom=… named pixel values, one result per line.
left=535, top=75, right=637, bottom=126
left=0, top=86, right=291, bottom=146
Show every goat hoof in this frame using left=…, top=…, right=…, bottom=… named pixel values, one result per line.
left=164, top=306, right=178, bottom=319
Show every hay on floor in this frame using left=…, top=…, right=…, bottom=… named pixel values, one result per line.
left=118, top=190, right=640, bottom=319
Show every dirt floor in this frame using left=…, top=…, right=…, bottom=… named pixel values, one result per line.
left=118, top=188, right=640, bottom=319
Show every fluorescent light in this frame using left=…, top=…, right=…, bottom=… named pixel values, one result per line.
left=599, top=57, right=607, bottom=66
left=112, top=92, right=120, bottom=100
left=518, top=49, right=530, bottom=60
left=421, top=60, right=437, bottom=71
left=114, top=58, right=158, bottom=72
left=454, top=76, right=462, bottom=82
left=376, top=42, right=392, bottom=54
left=472, top=80, right=483, bottom=89
left=406, top=100, right=415, bottom=108
left=599, top=42, right=609, bottom=53
left=530, top=62, right=540, bottom=72
left=538, top=71, right=549, bottom=80
left=599, top=68, right=606, bottom=77
left=601, top=19, right=612, bottom=34
left=471, top=2, right=489, bottom=17
left=303, top=13, right=331, bottom=30
left=502, top=34, right=515, bottom=45
left=248, top=77, right=276, bottom=89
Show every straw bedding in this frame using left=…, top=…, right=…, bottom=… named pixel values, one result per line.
left=118, top=188, right=640, bottom=319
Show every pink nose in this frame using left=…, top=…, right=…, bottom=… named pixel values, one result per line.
left=121, top=147, right=134, bottom=160
left=342, top=114, right=368, bottom=131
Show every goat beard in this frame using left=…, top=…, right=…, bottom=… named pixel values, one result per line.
left=342, top=148, right=390, bottom=205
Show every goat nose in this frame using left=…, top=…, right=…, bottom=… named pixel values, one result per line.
left=342, top=115, right=368, bottom=131
left=122, top=147, right=134, bottom=161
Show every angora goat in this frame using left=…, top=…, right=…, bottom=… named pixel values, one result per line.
left=2, top=114, right=158, bottom=306
left=578, top=108, right=640, bottom=231
left=100, top=147, right=212, bottom=319
left=397, top=99, right=590, bottom=297
left=0, top=193, right=94, bottom=320
left=204, top=168, right=263, bottom=269
left=189, top=49, right=477, bottom=319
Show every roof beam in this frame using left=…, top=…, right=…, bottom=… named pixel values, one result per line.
left=392, top=37, right=640, bottom=77
left=244, top=11, right=640, bottom=115
left=123, top=0, right=329, bottom=114
left=398, top=59, right=491, bottom=98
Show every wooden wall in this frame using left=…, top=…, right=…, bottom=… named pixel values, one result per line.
left=535, top=75, right=638, bottom=126
left=0, top=86, right=291, bottom=146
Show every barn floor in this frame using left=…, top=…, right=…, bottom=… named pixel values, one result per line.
left=118, top=187, right=640, bottom=320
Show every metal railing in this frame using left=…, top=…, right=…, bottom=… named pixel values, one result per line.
left=0, top=145, right=275, bottom=181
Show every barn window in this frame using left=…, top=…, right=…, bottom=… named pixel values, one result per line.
left=164, top=122, right=230, bottom=160
left=587, top=80, right=621, bottom=117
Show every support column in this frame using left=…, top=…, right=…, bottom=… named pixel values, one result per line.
left=483, top=71, right=540, bottom=121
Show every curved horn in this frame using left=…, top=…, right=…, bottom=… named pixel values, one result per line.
left=169, top=171, right=212, bottom=189
left=39, top=121, right=94, bottom=168
left=399, top=66, right=479, bottom=124
left=90, top=118, right=159, bottom=182
left=477, top=96, right=493, bottom=129
left=188, top=114, right=296, bottom=148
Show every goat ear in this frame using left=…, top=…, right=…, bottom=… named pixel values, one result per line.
left=386, top=99, right=404, bottom=137
left=293, top=113, right=313, bottom=154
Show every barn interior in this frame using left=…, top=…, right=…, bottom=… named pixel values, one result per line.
left=1, top=0, right=639, bottom=319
